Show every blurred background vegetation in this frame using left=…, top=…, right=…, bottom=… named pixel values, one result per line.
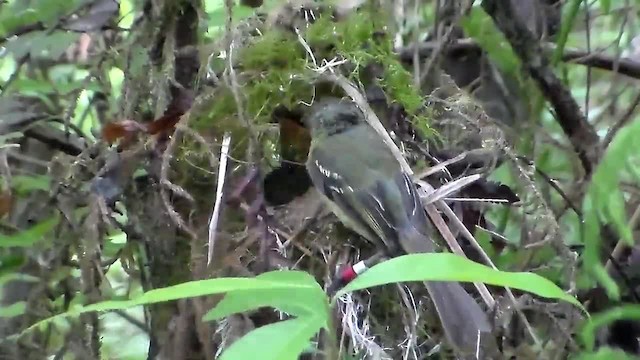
left=1, top=0, right=640, bottom=359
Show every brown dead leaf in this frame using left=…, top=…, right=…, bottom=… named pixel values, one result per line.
left=101, top=119, right=146, bottom=144
left=102, top=89, right=194, bottom=145
left=0, top=190, right=12, bottom=218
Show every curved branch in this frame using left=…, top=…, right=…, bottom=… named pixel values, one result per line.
left=481, top=0, right=600, bottom=176
left=399, top=39, right=640, bottom=81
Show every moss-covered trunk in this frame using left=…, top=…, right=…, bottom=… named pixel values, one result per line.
left=121, top=1, right=210, bottom=359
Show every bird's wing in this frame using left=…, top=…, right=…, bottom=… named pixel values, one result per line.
left=306, top=127, right=420, bottom=253
left=394, top=171, right=433, bottom=236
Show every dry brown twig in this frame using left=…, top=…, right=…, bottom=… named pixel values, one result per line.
left=418, top=1, right=475, bottom=85
left=160, top=127, right=198, bottom=239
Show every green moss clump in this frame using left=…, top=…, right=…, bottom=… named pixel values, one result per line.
left=239, top=30, right=305, bottom=71
left=195, top=9, right=431, bottom=136
left=194, top=30, right=313, bottom=130
left=306, top=11, right=432, bottom=135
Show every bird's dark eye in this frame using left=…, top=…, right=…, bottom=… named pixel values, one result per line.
left=346, top=114, right=359, bottom=124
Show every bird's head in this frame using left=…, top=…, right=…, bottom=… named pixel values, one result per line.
left=302, top=98, right=364, bottom=137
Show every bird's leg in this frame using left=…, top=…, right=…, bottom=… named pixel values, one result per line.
left=326, top=251, right=387, bottom=295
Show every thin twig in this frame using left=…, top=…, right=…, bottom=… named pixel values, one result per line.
left=416, top=183, right=495, bottom=309
left=399, top=38, right=640, bottom=80
left=419, top=174, right=482, bottom=205
left=160, top=127, right=197, bottom=239
left=605, top=202, right=640, bottom=274
left=415, top=148, right=494, bottom=179
left=208, top=133, right=231, bottom=266
left=435, top=199, right=541, bottom=347
left=603, top=90, right=640, bottom=148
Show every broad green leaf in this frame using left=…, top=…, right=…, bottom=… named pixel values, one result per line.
left=12, top=175, right=51, bottom=195
left=4, top=31, right=80, bottom=60
left=208, top=4, right=255, bottom=27
left=204, top=271, right=328, bottom=322
left=22, top=275, right=322, bottom=336
left=0, top=273, right=39, bottom=287
left=0, top=254, right=26, bottom=277
left=33, top=31, right=82, bottom=59
left=581, top=305, right=640, bottom=351
left=0, top=214, right=59, bottom=248
left=0, top=302, right=26, bottom=318
left=30, top=0, right=87, bottom=27
left=220, top=316, right=322, bottom=360
left=118, top=0, right=136, bottom=29
left=336, top=253, right=584, bottom=311
left=0, top=0, right=84, bottom=35
left=598, top=0, right=611, bottom=14
left=8, top=78, right=57, bottom=94
left=0, top=9, right=39, bottom=36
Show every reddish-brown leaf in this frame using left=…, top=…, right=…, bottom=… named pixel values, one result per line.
left=278, top=113, right=311, bottom=164
left=102, top=120, right=146, bottom=144
left=0, top=190, right=13, bottom=218
left=146, top=113, right=182, bottom=135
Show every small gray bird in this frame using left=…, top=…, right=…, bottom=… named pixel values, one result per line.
left=302, top=97, right=493, bottom=355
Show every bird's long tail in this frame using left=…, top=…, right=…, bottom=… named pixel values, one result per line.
left=425, top=280, right=493, bottom=356
left=398, top=225, right=494, bottom=356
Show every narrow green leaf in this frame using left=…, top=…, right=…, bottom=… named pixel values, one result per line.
left=461, top=7, right=520, bottom=77
left=582, top=118, right=640, bottom=297
left=21, top=275, right=321, bottom=336
left=220, top=316, right=322, bottom=360
left=204, top=271, right=328, bottom=322
left=0, top=214, right=59, bottom=248
left=598, top=0, right=611, bottom=14
left=0, top=302, right=26, bottom=318
left=336, top=253, right=584, bottom=311
left=552, top=0, right=583, bottom=65
left=573, top=347, right=638, bottom=360
left=582, top=197, right=619, bottom=300
left=581, top=305, right=640, bottom=351
left=0, top=273, right=39, bottom=287
left=12, top=175, right=51, bottom=194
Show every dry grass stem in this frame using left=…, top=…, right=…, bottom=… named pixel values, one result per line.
left=208, top=133, right=232, bottom=266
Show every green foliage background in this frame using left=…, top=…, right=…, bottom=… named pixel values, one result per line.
left=2, top=0, right=640, bottom=359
